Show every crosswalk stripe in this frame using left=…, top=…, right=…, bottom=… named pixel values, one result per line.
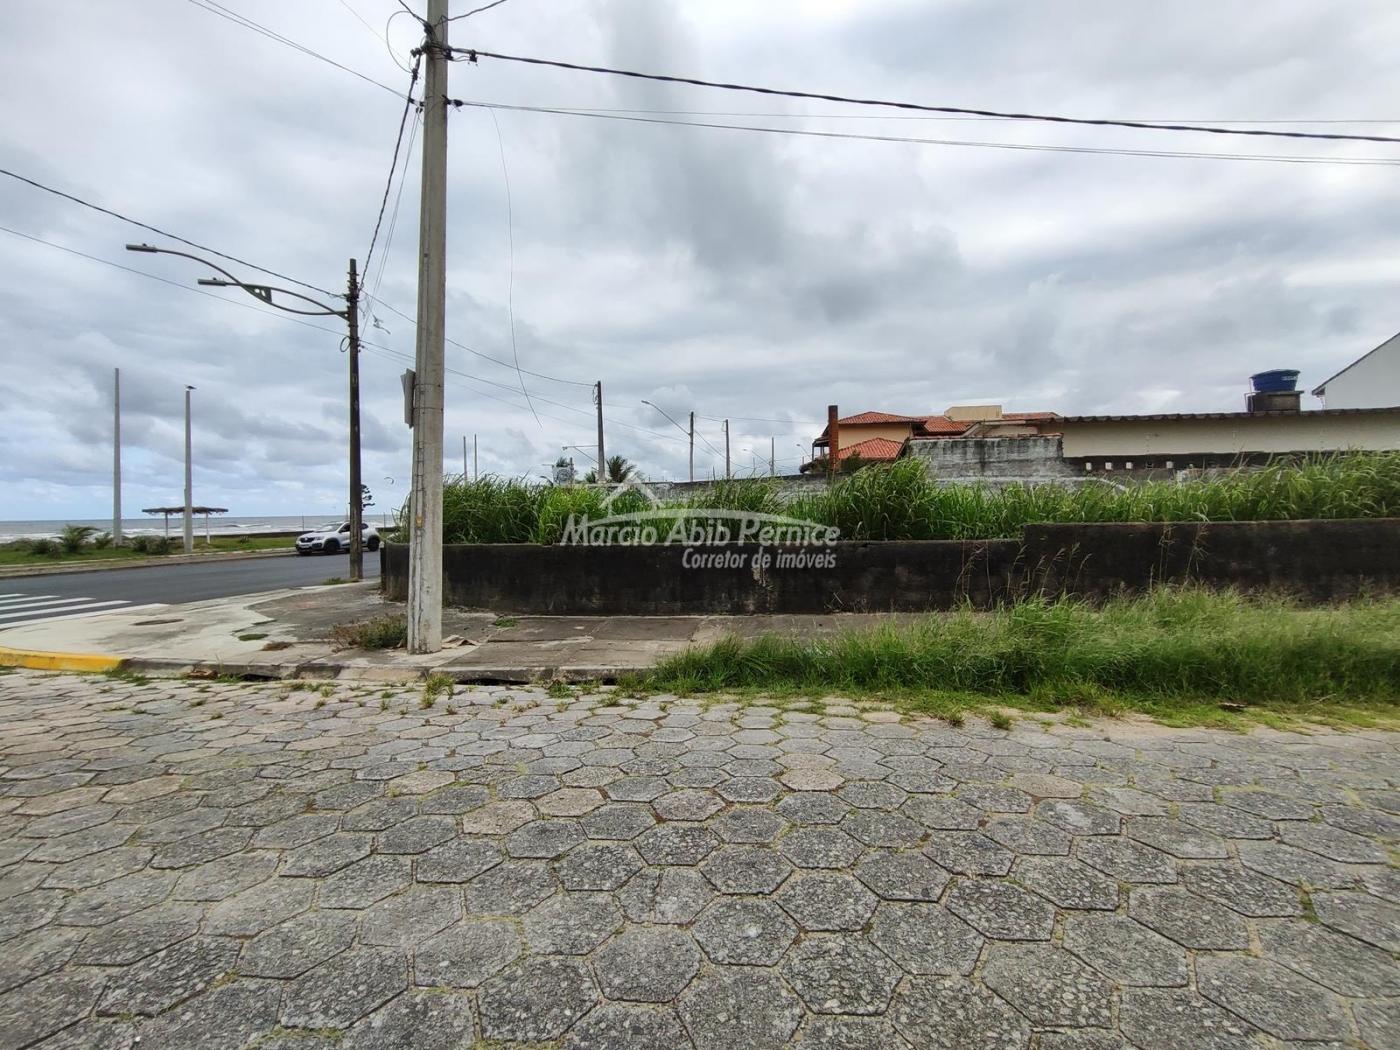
left=0, top=596, right=87, bottom=611
left=0, top=600, right=128, bottom=621
left=0, top=603, right=163, bottom=629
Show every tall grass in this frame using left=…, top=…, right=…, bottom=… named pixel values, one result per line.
left=425, top=453, right=1400, bottom=545
left=638, top=588, right=1400, bottom=707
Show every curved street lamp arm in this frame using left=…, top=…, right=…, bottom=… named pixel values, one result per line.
left=640, top=399, right=689, bottom=437
left=127, top=243, right=347, bottom=317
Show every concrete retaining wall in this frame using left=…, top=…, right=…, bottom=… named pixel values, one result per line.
left=381, top=518, right=1400, bottom=614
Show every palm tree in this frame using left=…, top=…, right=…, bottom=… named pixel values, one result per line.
left=605, top=455, right=637, bottom=483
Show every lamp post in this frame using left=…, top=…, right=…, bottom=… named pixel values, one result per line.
left=126, top=244, right=366, bottom=581
left=641, top=399, right=694, bottom=483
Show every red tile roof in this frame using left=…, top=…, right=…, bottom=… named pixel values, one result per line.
left=834, top=436, right=906, bottom=463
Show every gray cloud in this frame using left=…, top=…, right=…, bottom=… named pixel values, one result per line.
left=1, top=0, right=1398, bottom=515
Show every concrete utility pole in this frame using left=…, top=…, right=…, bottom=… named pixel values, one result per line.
left=113, top=368, right=122, bottom=545
left=462, top=436, right=468, bottom=478
left=827, top=404, right=840, bottom=478
left=723, top=419, right=731, bottom=479
left=407, top=0, right=450, bottom=654
left=688, top=411, right=695, bottom=483
left=594, top=381, right=605, bottom=483
left=347, top=258, right=365, bottom=583
left=183, top=385, right=194, bottom=553
left=473, top=434, right=478, bottom=480
left=770, top=436, right=775, bottom=476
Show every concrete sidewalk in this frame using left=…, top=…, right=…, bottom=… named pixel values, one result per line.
left=0, top=582, right=894, bottom=683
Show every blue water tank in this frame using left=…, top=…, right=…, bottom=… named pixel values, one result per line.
left=1249, top=369, right=1300, bottom=393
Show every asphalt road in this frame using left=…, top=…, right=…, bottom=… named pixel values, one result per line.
left=0, top=551, right=380, bottom=624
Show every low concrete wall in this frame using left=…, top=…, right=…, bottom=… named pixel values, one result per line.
left=382, top=518, right=1400, bottom=614
left=905, top=436, right=1078, bottom=481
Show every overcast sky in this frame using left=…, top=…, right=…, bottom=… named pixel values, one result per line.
left=3, top=0, right=1399, bottom=519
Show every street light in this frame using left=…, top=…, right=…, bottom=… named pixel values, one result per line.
left=126, top=243, right=368, bottom=582
left=641, top=399, right=695, bottom=483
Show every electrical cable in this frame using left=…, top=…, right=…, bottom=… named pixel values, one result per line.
left=447, top=99, right=1400, bottom=168
left=485, top=107, right=540, bottom=426
left=184, top=0, right=408, bottom=99
left=0, top=166, right=342, bottom=298
left=449, top=48, right=1400, bottom=145
left=447, top=0, right=514, bottom=21
left=364, top=55, right=423, bottom=280
left=365, top=111, right=420, bottom=327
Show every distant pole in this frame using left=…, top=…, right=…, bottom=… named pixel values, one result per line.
left=113, top=368, right=122, bottom=545
left=770, top=436, right=775, bottom=476
left=462, top=435, right=468, bottom=478
left=594, top=381, right=605, bottom=483
left=183, top=385, right=194, bottom=553
left=347, top=258, right=364, bottom=583
left=688, top=411, right=695, bottom=483
left=723, top=419, right=731, bottom=479
left=473, top=434, right=478, bottom=480
left=407, top=0, right=450, bottom=654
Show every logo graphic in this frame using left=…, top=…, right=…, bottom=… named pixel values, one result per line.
left=563, top=478, right=839, bottom=570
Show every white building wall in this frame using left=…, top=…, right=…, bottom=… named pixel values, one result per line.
left=1058, top=412, right=1400, bottom=458
left=1317, top=333, right=1400, bottom=409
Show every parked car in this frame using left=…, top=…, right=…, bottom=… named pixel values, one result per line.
left=295, top=521, right=380, bottom=555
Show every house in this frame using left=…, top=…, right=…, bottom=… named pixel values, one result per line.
left=1313, top=331, right=1400, bottom=410
left=808, top=406, right=1059, bottom=469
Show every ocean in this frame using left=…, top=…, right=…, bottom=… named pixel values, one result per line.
left=0, top=513, right=401, bottom=542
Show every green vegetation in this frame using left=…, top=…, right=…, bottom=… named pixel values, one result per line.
left=624, top=589, right=1400, bottom=726
left=422, top=673, right=455, bottom=708
left=422, top=453, right=1400, bottom=545
left=0, top=531, right=292, bottom=567
left=330, top=616, right=407, bottom=650
left=492, top=616, right=519, bottom=628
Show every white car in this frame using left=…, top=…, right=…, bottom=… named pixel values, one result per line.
left=295, top=521, right=380, bottom=555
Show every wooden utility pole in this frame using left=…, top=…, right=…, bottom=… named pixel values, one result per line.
left=688, top=411, right=694, bottom=483
left=113, top=368, right=122, bottom=545
left=594, top=381, right=605, bottom=483
left=407, top=0, right=449, bottom=653
left=723, top=419, right=731, bottom=479
left=347, top=258, right=364, bottom=582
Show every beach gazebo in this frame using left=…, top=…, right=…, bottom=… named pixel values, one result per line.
left=141, top=506, right=228, bottom=544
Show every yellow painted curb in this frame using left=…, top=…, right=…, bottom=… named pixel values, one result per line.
left=0, top=645, right=124, bottom=673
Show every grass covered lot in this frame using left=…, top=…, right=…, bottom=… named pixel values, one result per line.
left=622, top=589, right=1400, bottom=728
left=427, top=452, right=1400, bottom=544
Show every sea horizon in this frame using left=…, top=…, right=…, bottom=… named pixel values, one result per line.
left=0, top=512, right=401, bottom=541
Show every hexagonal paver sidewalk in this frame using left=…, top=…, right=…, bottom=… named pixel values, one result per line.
left=1, top=668, right=1397, bottom=1048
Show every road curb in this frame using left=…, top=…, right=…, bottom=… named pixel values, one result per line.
left=0, top=548, right=295, bottom=579
left=114, top=656, right=634, bottom=684
left=0, top=644, right=125, bottom=673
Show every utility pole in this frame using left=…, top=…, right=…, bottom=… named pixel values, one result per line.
left=407, top=0, right=449, bottom=654
left=347, top=258, right=364, bottom=582
left=723, top=419, right=731, bottom=479
left=688, top=411, right=694, bottom=483
left=473, top=434, right=478, bottom=480
left=183, top=385, right=194, bottom=553
left=113, top=368, right=122, bottom=546
left=827, top=404, right=840, bottom=479
left=594, top=381, right=605, bottom=483
left=463, top=435, right=468, bottom=478
left=770, top=436, right=775, bottom=476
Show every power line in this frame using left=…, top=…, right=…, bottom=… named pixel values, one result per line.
left=485, top=107, right=539, bottom=425
left=364, top=54, right=422, bottom=279
left=466, top=104, right=1400, bottom=126
left=371, top=298, right=594, bottom=387
left=365, top=111, right=420, bottom=324
left=698, top=412, right=820, bottom=426
left=447, top=0, right=515, bottom=21
left=448, top=100, right=1400, bottom=168
left=184, top=0, right=407, bottom=99
left=450, top=48, right=1400, bottom=145
left=0, top=222, right=613, bottom=444
left=0, top=166, right=342, bottom=297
